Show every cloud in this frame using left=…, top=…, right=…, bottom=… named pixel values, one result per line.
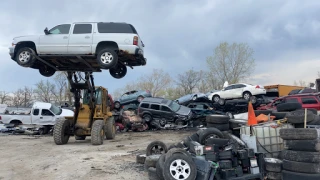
left=0, top=0, right=319, bottom=94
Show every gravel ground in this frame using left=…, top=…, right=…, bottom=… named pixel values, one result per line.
left=0, top=129, right=196, bottom=180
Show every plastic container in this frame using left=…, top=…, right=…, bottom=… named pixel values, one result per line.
left=240, top=122, right=294, bottom=158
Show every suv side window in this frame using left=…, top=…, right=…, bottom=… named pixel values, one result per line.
left=49, top=24, right=71, bottom=34
left=150, top=104, right=160, bottom=110
left=41, top=109, right=53, bottom=116
left=301, top=97, right=318, bottom=104
left=140, top=103, right=149, bottom=108
left=73, top=24, right=92, bottom=34
left=161, top=106, right=171, bottom=112
left=33, top=109, right=39, bottom=115
left=285, top=98, right=299, bottom=103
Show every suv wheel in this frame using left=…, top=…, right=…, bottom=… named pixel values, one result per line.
left=143, top=114, right=152, bottom=122
left=109, top=63, right=127, bottom=79
left=39, top=66, right=56, bottom=77
left=97, top=48, right=118, bottom=69
left=15, top=47, right=36, bottom=67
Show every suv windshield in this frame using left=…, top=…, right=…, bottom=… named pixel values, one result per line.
left=169, top=101, right=180, bottom=112
left=50, top=104, right=62, bottom=115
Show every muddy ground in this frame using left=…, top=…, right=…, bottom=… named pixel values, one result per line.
left=0, top=129, right=196, bottom=180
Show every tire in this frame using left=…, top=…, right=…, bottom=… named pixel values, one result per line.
left=283, top=159, right=320, bottom=174
left=39, top=66, right=56, bottom=77
left=264, top=158, right=283, bottom=172
left=136, top=154, right=147, bottom=164
left=148, top=167, right=161, bottom=180
left=254, top=110, right=272, bottom=116
left=285, top=139, right=320, bottom=152
left=206, top=115, right=230, bottom=124
left=308, top=108, right=318, bottom=115
left=266, top=172, right=282, bottom=180
left=282, top=170, right=320, bottom=180
left=271, top=112, right=288, bottom=120
left=97, top=48, right=118, bottom=69
left=114, top=101, right=121, bottom=109
left=243, top=91, right=252, bottom=101
left=143, top=114, right=153, bottom=122
left=109, top=63, right=127, bottom=79
left=15, top=47, right=36, bottom=67
left=189, top=133, right=199, bottom=142
left=207, top=123, right=229, bottom=131
left=212, top=95, right=220, bottom=103
left=282, top=150, right=320, bottom=163
left=75, top=136, right=86, bottom=140
left=105, top=117, right=116, bottom=140
left=198, top=127, right=224, bottom=145
left=163, top=153, right=197, bottom=180
left=276, top=102, right=302, bottom=112
left=53, top=119, right=70, bottom=145
left=156, top=154, right=165, bottom=180
left=165, top=148, right=190, bottom=162
left=218, top=98, right=226, bottom=106
left=280, top=128, right=320, bottom=140
left=144, top=154, right=161, bottom=171
left=91, top=120, right=105, bottom=145
left=285, top=109, right=316, bottom=124
left=146, top=141, right=168, bottom=156
left=308, top=115, right=320, bottom=125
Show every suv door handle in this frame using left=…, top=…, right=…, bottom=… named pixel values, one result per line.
left=63, top=36, right=68, bottom=39
left=85, top=36, right=90, bottom=39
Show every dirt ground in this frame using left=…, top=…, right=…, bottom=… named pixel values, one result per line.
left=0, top=129, right=196, bottom=180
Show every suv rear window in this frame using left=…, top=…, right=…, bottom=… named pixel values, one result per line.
left=301, top=97, right=318, bottom=104
left=140, top=103, right=149, bottom=108
left=97, top=23, right=137, bottom=34
left=150, top=104, right=160, bottom=110
left=73, top=24, right=92, bottom=34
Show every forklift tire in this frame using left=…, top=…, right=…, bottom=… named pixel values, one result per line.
left=53, top=119, right=70, bottom=145
left=91, top=120, right=105, bottom=145
left=105, top=117, right=116, bottom=140
left=75, top=136, right=86, bottom=140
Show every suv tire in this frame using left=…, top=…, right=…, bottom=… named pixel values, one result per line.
left=109, top=63, right=127, bottom=79
left=15, top=47, right=36, bottom=67
left=97, top=48, right=118, bottom=69
left=39, top=66, right=56, bottom=77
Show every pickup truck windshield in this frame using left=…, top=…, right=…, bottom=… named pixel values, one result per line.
left=169, top=101, right=180, bottom=112
left=50, top=104, right=62, bottom=115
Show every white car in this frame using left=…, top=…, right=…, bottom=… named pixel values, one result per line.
left=207, top=83, right=266, bottom=104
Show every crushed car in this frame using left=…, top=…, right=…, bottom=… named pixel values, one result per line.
left=114, top=90, right=151, bottom=110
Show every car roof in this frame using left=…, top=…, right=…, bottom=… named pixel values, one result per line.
left=73, top=22, right=129, bottom=24
left=141, top=97, right=171, bottom=104
left=281, top=92, right=320, bottom=99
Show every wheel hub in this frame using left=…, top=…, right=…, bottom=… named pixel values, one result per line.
left=101, top=52, right=113, bottom=64
left=170, top=159, right=191, bottom=179
left=19, top=51, right=30, bottom=62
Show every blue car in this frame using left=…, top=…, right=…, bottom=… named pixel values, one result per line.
left=114, top=90, right=152, bottom=109
left=175, top=93, right=208, bottom=105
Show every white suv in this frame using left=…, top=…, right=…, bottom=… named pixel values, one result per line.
left=9, top=22, right=146, bottom=79
left=207, top=83, right=266, bottom=104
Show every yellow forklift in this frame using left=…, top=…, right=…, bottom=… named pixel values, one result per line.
left=53, top=72, right=116, bottom=145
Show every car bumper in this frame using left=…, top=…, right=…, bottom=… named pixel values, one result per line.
left=252, top=89, right=267, bottom=95
left=9, top=46, right=15, bottom=59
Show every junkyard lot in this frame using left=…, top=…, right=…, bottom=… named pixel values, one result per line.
left=0, top=130, right=194, bottom=180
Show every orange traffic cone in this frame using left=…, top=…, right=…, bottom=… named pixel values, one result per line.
left=247, top=101, right=258, bottom=126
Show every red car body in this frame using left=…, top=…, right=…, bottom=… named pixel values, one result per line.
left=257, top=93, right=320, bottom=111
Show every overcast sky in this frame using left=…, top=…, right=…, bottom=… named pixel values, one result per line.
left=0, top=0, right=320, bottom=94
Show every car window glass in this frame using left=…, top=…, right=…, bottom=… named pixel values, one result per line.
left=140, top=103, right=149, bottom=108
left=301, top=97, right=318, bottom=104
left=150, top=104, right=160, bottom=110
left=73, top=24, right=92, bottom=34
left=49, top=24, right=71, bottom=34
left=285, top=98, right=299, bottom=103
left=203, top=104, right=209, bottom=109
left=41, top=109, right=53, bottom=116
left=161, top=106, right=171, bottom=112
left=97, top=23, right=137, bottom=33
left=224, top=85, right=234, bottom=90
left=33, top=109, right=39, bottom=115
left=195, top=105, right=203, bottom=109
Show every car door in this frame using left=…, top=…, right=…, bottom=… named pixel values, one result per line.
left=67, top=23, right=94, bottom=54
left=161, top=105, right=174, bottom=120
left=233, top=84, right=246, bottom=99
left=150, top=104, right=161, bottom=118
left=221, top=85, right=235, bottom=99
left=38, top=24, right=71, bottom=54
left=39, top=109, right=55, bottom=125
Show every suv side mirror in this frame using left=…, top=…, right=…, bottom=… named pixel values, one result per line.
left=44, top=27, right=49, bottom=35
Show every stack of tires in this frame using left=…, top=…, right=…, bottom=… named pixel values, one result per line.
left=264, top=158, right=283, bottom=180
left=280, top=128, right=320, bottom=179
left=285, top=109, right=318, bottom=128
left=206, top=115, right=230, bottom=132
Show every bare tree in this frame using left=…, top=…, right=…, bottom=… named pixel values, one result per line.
left=165, top=86, right=185, bottom=100
left=138, top=69, right=172, bottom=97
left=34, top=80, right=56, bottom=103
left=12, top=88, right=25, bottom=107
left=112, top=82, right=139, bottom=100
left=0, top=91, right=10, bottom=104
left=53, top=73, right=67, bottom=105
left=293, top=80, right=308, bottom=87
left=176, top=69, right=202, bottom=95
left=196, top=70, right=216, bottom=93
left=23, top=86, right=34, bottom=107
left=206, top=42, right=255, bottom=85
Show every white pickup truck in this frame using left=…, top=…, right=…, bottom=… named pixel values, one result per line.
left=9, top=22, right=146, bottom=79
left=0, top=102, right=74, bottom=127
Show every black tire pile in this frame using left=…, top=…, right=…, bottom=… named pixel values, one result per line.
left=279, top=128, right=320, bottom=180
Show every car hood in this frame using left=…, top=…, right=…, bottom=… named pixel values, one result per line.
left=60, top=108, right=74, bottom=116
left=176, top=106, right=191, bottom=116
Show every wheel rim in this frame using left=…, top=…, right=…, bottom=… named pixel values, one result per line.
left=150, top=144, right=165, bottom=155
left=251, top=96, right=257, bottom=103
left=192, top=96, right=197, bottom=100
left=244, top=93, right=250, bottom=100
left=110, top=66, right=126, bottom=78
left=169, top=159, right=191, bottom=180
left=159, top=119, right=166, bottom=126
left=100, top=52, right=113, bottom=64
left=18, top=51, right=31, bottom=63
left=144, top=115, right=151, bottom=122
left=214, top=96, right=219, bottom=102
